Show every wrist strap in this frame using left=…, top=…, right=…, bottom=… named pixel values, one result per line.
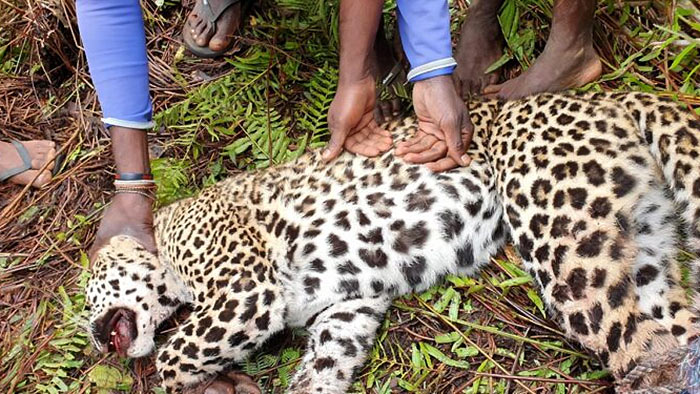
left=115, top=172, right=153, bottom=181
left=114, top=189, right=156, bottom=200
left=114, top=179, right=156, bottom=189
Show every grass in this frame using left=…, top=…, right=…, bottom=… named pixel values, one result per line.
left=0, top=0, right=698, bottom=393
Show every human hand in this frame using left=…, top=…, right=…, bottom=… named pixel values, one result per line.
left=323, top=76, right=393, bottom=162
left=90, top=193, right=156, bottom=259
left=396, top=75, right=473, bottom=171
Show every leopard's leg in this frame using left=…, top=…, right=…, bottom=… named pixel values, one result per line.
left=156, top=288, right=285, bottom=393
left=620, top=93, right=700, bottom=295
left=492, top=103, right=680, bottom=380
left=288, top=296, right=391, bottom=394
left=632, top=183, right=698, bottom=343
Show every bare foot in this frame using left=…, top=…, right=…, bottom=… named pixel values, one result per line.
left=0, top=140, right=56, bottom=188
left=369, top=24, right=404, bottom=125
left=483, top=0, right=602, bottom=99
left=186, top=0, right=243, bottom=54
left=453, top=4, right=504, bottom=98
left=483, top=41, right=601, bottom=99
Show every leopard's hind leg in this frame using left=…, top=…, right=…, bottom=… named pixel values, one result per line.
left=631, top=181, right=698, bottom=343
left=619, top=92, right=700, bottom=297
left=491, top=95, right=683, bottom=382
left=288, top=296, right=391, bottom=394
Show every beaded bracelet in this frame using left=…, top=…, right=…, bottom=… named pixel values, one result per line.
left=114, top=189, right=156, bottom=200
left=114, top=179, right=156, bottom=188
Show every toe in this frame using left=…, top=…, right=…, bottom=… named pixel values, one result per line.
left=380, top=102, right=392, bottom=122
left=188, top=11, right=201, bottom=28
left=208, top=33, right=231, bottom=52
left=194, top=22, right=213, bottom=47
left=482, top=82, right=502, bottom=96
left=30, top=148, right=56, bottom=171
left=390, top=98, right=401, bottom=116
left=32, top=170, right=52, bottom=187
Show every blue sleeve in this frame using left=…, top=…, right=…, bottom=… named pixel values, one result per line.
left=76, top=0, right=154, bottom=129
left=396, top=0, right=457, bottom=82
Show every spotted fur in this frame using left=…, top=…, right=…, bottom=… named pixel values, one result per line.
left=87, top=91, right=700, bottom=393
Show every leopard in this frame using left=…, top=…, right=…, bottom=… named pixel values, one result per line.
left=86, top=91, right=700, bottom=394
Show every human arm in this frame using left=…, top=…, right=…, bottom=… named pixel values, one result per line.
left=394, top=0, right=473, bottom=170
left=75, top=0, right=156, bottom=254
left=323, top=0, right=392, bottom=162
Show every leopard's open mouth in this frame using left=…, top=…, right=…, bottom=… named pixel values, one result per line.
left=94, top=308, right=137, bottom=357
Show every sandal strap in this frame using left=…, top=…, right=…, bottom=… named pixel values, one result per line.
left=201, top=0, right=243, bottom=24
left=0, top=140, right=33, bottom=182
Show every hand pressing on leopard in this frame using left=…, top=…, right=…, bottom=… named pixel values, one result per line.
left=322, top=0, right=393, bottom=163
left=396, top=75, right=473, bottom=172
left=323, top=76, right=393, bottom=162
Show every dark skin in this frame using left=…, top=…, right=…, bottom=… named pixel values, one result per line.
left=453, top=0, right=503, bottom=97
left=90, top=126, right=156, bottom=257
left=455, top=0, right=601, bottom=99
left=325, top=0, right=472, bottom=171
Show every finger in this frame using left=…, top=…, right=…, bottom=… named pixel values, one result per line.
left=460, top=118, right=475, bottom=165
left=343, top=126, right=387, bottom=158
left=367, top=133, right=393, bottom=152
left=323, top=127, right=347, bottom=162
left=442, top=116, right=468, bottom=166
left=426, top=156, right=460, bottom=172
left=368, top=123, right=392, bottom=143
left=395, top=135, right=423, bottom=156
left=398, top=134, right=439, bottom=155
left=370, top=121, right=392, bottom=139
left=403, top=140, right=447, bottom=164
left=345, top=138, right=382, bottom=157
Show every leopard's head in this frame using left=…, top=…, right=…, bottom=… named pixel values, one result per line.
left=86, top=236, right=187, bottom=358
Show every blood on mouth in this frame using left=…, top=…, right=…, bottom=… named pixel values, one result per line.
left=105, top=309, right=136, bottom=357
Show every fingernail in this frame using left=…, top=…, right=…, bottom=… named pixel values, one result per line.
left=461, top=154, right=470, bottom=165
left=322, top=149, right=330, bottom=160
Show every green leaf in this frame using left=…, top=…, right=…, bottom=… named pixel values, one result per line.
left=670, top=42, right=696, bottom=70
left=435, top=331, right=460, bottom=344
left=454, top=346, right=479, bottom=359
left=498, top=276, right=531, bottom=289
left=420, top=343, right=471, bottom=369
left=88, top=365, right=133, bottom=391
left=527, top=288, right=546, bottom=317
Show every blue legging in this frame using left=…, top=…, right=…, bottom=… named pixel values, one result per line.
left=76, top=0, right=153, bottom=129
